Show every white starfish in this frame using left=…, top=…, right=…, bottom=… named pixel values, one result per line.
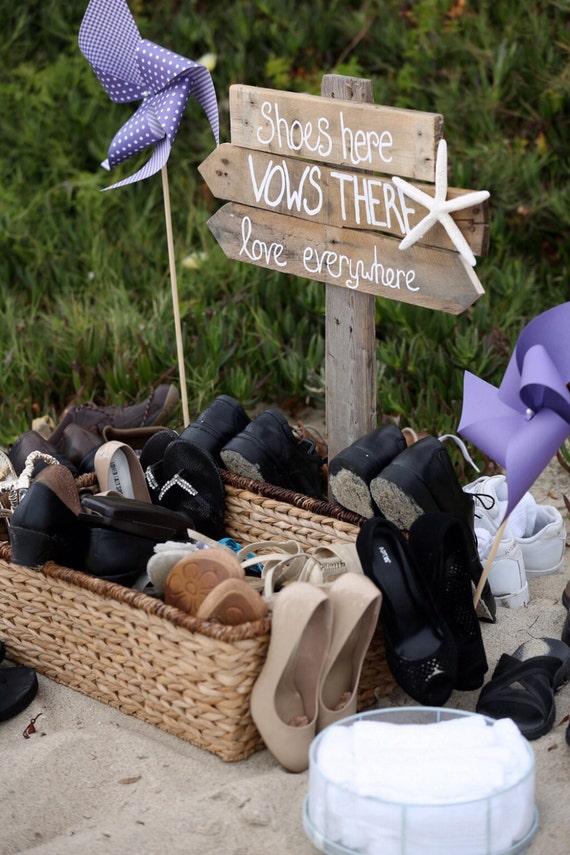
left=392, top=139, right=490, bottom=267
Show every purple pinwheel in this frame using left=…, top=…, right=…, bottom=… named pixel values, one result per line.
left=459, top=301, right=570, bottom=520
left=78, top=0, right=219, bottom=189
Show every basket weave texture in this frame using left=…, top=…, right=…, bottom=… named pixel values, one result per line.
left=0, top=470, right=395, bottom=761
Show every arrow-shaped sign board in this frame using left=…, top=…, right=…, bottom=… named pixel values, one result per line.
left=200, top=84, right=489, bottom=315
left=208, top=203, right=484, bottom=313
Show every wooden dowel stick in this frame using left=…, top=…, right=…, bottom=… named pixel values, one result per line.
left=473, top=517, right=509, bottom=610
left=161, top=163, right=190, bottom=427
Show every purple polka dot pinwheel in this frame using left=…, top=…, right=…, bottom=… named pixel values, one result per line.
left=79, top=0, right=219, bottom=190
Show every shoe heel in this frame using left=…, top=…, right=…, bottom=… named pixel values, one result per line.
left=9, top=525, right=58, bottom=568
left=221, top=441, right=270, bottom=482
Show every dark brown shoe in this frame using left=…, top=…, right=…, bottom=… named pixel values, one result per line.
left=56, top=423, right=103, bottom=471
left=8, top=431, right=77, bottom=477
left=51, top=384, right=180, bottom=441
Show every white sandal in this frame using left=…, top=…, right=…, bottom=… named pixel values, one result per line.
left=238, top=539, right=363, bottom=600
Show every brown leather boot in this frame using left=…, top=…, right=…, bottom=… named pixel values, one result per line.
left=50, top=384, right=179, bottom=442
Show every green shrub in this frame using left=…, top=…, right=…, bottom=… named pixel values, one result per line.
left=1, top=0, right=569, bottom=451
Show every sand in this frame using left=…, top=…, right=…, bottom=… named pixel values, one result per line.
left=1, top=446, right=569, bottom=855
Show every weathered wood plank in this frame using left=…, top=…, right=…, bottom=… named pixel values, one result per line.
left=207, top=203, right=484, bottom=315
left=199, top=143, right=490, bottom=256
left=229, top=84, right=443, bottom=181
left=321, top=75, right=377, bottom=460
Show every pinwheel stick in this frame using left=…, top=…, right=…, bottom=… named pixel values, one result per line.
left=161, top=164, right=190, bottom=427
left=473, top=518, right=509, bottom=610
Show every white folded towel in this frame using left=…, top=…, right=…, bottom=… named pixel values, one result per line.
left=308, top=714, right=534, bottom=855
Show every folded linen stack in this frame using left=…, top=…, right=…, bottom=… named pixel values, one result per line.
left=306, top=713, right=535, bottom=855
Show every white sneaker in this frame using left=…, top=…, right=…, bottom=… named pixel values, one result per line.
left=464, top=474, right=567, bottom=578
left=475, top=526, right=529, bottom=608
left=517, top=504, right=567, bottom=577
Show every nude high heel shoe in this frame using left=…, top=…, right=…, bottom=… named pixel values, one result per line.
left=317, top=574, right=382, bottom=731
left=250, top=582, right=332, bottom=773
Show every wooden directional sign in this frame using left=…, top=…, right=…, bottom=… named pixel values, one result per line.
left=207, top=203, right=484, bottom=313
left=229, top=85, right=442, bottom=180
left=199, top=77, right=491, bottom=460
left=200, top=84, right=489, bottom=315
left=200, top=144, right=489, bottom=256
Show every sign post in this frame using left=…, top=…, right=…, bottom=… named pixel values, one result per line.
left=199, top=76, right=489, bottom=470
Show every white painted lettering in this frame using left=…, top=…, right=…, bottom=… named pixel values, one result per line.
left=255, top=101, right=333, bottom=157
left=248, top=154, right=323, bottom=215
left=395, top=183, right=416, bottom=234
left=330, top=170, right=352, bottom=222
left=239, top=215, right=287, bottom=267
left=340, top=111, right=394, bottom=166
left=303, top=243, right=418, bottom=292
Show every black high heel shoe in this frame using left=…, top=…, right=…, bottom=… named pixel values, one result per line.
left=356, top=516, right=457, bottom=705
left=407, top=512, right=488, bottom=691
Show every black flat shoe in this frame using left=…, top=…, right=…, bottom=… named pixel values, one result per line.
left=140, top=429, right=180, bottom=501
left=356, top=516, right=457, bottom=705
left=80, top=494, right=191, bottom=585
left=150, top=439, right=225, bottom=540
left=408, top=512, right=488, bottom=691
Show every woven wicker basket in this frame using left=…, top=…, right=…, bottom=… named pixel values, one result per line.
left=0, top=470, right=395, bottom=762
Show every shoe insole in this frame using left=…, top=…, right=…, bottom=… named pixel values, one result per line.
left=368, top=531, right=443, bottom=661
left=275, top=603, right=328, bottom=727
left=107, top=449, right=135, bottom=499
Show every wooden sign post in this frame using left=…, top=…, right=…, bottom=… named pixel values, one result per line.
left=199, top=76, right=489, bottom=464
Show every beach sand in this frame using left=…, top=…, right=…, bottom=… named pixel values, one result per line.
left=1, top=438, right=569, bottom=855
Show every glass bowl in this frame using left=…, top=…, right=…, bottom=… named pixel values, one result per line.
left=303, top=707, right=538, bottom=855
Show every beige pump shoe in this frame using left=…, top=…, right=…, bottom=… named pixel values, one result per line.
left=317, top=573, right=382, bottom=731
left=250, top=582, right=332, bottom=773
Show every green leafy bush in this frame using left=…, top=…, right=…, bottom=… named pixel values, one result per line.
left=1, top=0, right=569, bottom=449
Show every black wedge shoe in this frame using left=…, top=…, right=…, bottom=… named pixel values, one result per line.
left=368, top=436, right=496, bottom=623
left=356, top=516, right=457, bottom=706
left=369, top=436, right=474, bottom=529
left=220, top=408, right=324, bottom=499
left=408, top=512, right=488, bottom=691
left=328, top=424, right=407, bottom=518
left=8, top=464, right=88, bottom=570
left=180, top=395, right=251, bottom=466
